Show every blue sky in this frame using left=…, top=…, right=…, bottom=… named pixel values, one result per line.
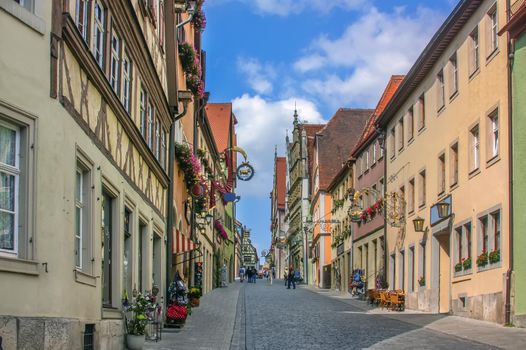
left=202, top=0, right=456, bottom=264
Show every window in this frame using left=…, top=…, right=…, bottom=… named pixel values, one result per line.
left=438, top=153, right=446, bottom=195
left=418, top=170, right=426, bottom=208
left=466, top=223, right=472, bottom=259
left=75, top=162, right=92, bottom=270
left=450, top=142, right=459, bottom=186
left=492, top=211, right=501, bottom=256
left=153, top=232, right=162, bottom=288
left=92, top=1, right=105, bottom=69
left=379, top=139, right=384, bottom=159
left=155, top=118, right=161, bottom=159
left=399, top=186, right=405, bottom=215
left=470, top=125, right=480, bottom=172
left=102, top=190, right=114, bottom=307
left=399, top=250, right=405, bottom=291
left=0, top=122, right=19, bottom=255
left=488, top=110, right=499, bottom=160
left=419, top=241, right=426, bottom=286
left=390, top=127, right=395, bottom=159
left=487, top=5, right=498, bottom=56
left=449, top=53, right=458, bottom=97
left=140, top=87, right=147, bottom=138
left=147, top=100, right=154, bottom=148
left=398, top=117, right=404, bottom=151
left=408, top=178, right=415, bottom=213
left=365, top=150, right=369, bottom=170
left=409, top=246, right=415, bottom=292
left=455, top=227, right=463, bottom=266
left=437, top=70, right=445, bottom=111
left=138, top=221, right=147, bottom=293
left=14, top=0, right=34, bottom=12
left=480, top=216, right=489, bottom=252
left=121, top=52, right=132, bottom=113
left=75, top=0, right=90, bottom=43
left=469, top=27, right=480, bottom=75
left=372, top=143, right=377, bottom=164
left=418, top=94, right=426, bottom=130
left=110, top=30, right=121, bottom=94
left=159, top=0, right=165, bottom=51
left=160, top=129, right=167, bottom=169
left=407, top=107, right=414, bottom=141
left=123, top=208, right=133, bottom=295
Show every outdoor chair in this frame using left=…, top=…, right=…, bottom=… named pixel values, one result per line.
left=379, top=291, right=391, bottom=310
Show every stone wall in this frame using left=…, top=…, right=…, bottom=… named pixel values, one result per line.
left=0, top=317, right=123, bottom=350
left=451, top=292, right=504, bottom=324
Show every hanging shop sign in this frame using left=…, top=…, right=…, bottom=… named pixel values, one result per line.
left=222, top=192, right=237, bottom=202
left=236, top=162, right=255, bottom=181
left=190, top=183, right=207, bottom=199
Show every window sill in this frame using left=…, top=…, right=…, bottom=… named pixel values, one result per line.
left=398, top=147, right=404, bottom=154
left=468, top=168, right=481, bottom=180
left=437, top=105, right=446, bottom=116
left=486, top=48, right=500, bottom=66
left=477, top=260, right=501, bottom=273
left=407, top=137, right=415, bottom=147
left=453, top=270, right=472, bottom=281
left=418, top=204, right=427, bottom=211
left=407, top=210, right=415, bottom=218
left=0, top=0, right=45, bottom=34
left=486, top=155, right=500, bottom=169
left=417, top=126, right=426, bottom=136
left=437, top=191, right=447, bottom=202
left=74, top=269, right=97, bottom=287
left=0, top=255, right=40, bottom=276
left=102, top=307, right=123, bottom=319
left=449, top=182, right=459, bottom=192
left=449, top=91, right=459, bottom=103
left=469, top=68, right=480, bottom=82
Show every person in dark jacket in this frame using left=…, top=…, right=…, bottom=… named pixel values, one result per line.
left=287, top=266, right=296, bottom=289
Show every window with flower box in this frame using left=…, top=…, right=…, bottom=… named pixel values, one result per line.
left=477, top=208, right=501, bottom=268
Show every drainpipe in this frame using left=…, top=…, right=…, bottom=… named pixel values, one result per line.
left=505, top=0, right=514, bottom=325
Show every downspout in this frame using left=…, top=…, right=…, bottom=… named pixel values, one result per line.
left=382, top=133, right=388, bottom=286
left=505, top=0, right=514, bottom=325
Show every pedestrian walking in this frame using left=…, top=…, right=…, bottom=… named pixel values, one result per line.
left=272, top=267, right=276, bottom=280
left=252, top=268, right=257, bottom=283
left=268, top=269, right=273, bottom=285
left=284, top=271, right=288, bottom=286
left=287, top=266, right=296, bottom=289
left=239, top=266, right=245, bottom=283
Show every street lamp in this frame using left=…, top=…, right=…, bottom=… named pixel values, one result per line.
left=412, top=216, right=425, bottom=232
left=436, top=201, right=450, bottom=219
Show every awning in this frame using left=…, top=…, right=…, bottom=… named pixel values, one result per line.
left=173, top=228, right=199, bottom=254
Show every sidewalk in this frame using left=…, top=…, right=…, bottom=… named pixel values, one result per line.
left=302, top=285, right=526, bottom=350
left=144, top=282, right=242, bottom=350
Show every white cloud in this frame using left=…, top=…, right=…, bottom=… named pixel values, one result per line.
left=237, top=57, right=275, bottom=95
left=295, top=6, right=445, bottom=108
left=207, top=0, right=365, bottom=16
left=232, top=94, right=325, bottom=197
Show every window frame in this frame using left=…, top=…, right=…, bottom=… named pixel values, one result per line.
left=486, top=4, right=498, bottom=58
left=92, top=0, right=106, bottom=69
left=437, top=70, right=445, bottom=111
left=449, top=141, right=459, bottom=187
left=438, top=152, right=446, bottom=196
left=418, top=169, right=426, bottom=208
left=75, top=0, right=91, bottom=43
left=469, top=26, right=480, bottom=76
left=0, top=121, right=20, bottom=257
left=110, top=27, right=121, bottom=95
left=121, top=50, right=132, bottom=114
left=449, top=52, right=458, bottom=98
left=487, top=108, right=499, bottom=162
left=469, top=124, right=480, bottom=174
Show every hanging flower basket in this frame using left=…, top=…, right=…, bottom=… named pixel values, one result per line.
left=178, top=42, right=205, bottom=98
left=191, top=1, right=207, bottom=31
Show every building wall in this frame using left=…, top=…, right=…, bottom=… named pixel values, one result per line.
left=385, top=0, right=509, bottom=324
left=0, top=1, right=168, bottom=348
left=512, top=31, right=526, bottom=327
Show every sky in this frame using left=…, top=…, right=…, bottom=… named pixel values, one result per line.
left=202, top=0, right=457, bottom=265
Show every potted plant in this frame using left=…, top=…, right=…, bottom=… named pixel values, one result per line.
left=477, top=250, right=489, bottom=267
left=454, top=262, right=463, bottom=272
left=188, top=287, right=201, bottom=307
left=463, top=257, right=472, bottom=270
left=125, top=293, right=151, bottom=350
left=489, top=249, right=500, bottom=264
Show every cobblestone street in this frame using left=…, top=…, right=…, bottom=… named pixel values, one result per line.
left=145, top=280, right=526, bottom=350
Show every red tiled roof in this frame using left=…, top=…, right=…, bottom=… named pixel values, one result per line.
left=316, top=108, right=372, bottom=191
left=205, top=103, right=232, bottom=152
left=276, top=157, right=286, bottom=209
left=351, top=75, right=404, bottom=157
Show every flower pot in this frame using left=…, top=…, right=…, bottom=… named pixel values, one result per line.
left=190, top=298, right=200, bottom=307
left=126, top=334, right=145, bottom=350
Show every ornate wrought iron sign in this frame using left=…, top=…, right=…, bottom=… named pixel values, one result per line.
left=236, top=162, right=255, bottom=181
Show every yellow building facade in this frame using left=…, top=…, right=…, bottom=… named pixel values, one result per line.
left=379, top=0, right=509, bottom=323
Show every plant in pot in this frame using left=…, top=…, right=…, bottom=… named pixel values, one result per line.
left=188, top=287, right=201, bottom=307
left=418, top=276, right=426, bottom=287
left=125, top=293, right=151, bottom=350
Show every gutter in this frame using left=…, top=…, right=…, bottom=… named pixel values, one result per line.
left=505, top=0, right=514, bottom=326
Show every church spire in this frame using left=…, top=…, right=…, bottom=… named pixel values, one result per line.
left=293, top=101, right=299, bottom=125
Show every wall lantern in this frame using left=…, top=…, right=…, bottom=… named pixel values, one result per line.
left=413, top=216, right=425, bottom=232
left=436, top=201, right=450, bottom=218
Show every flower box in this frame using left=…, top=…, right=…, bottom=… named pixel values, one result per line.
left=454, top=262, right=463, bottom=272
left=476, top=251, right=489, bottom=267
left=462, top=257, right=472, bottom=270
left=489, top=249, right=500, bottom=264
